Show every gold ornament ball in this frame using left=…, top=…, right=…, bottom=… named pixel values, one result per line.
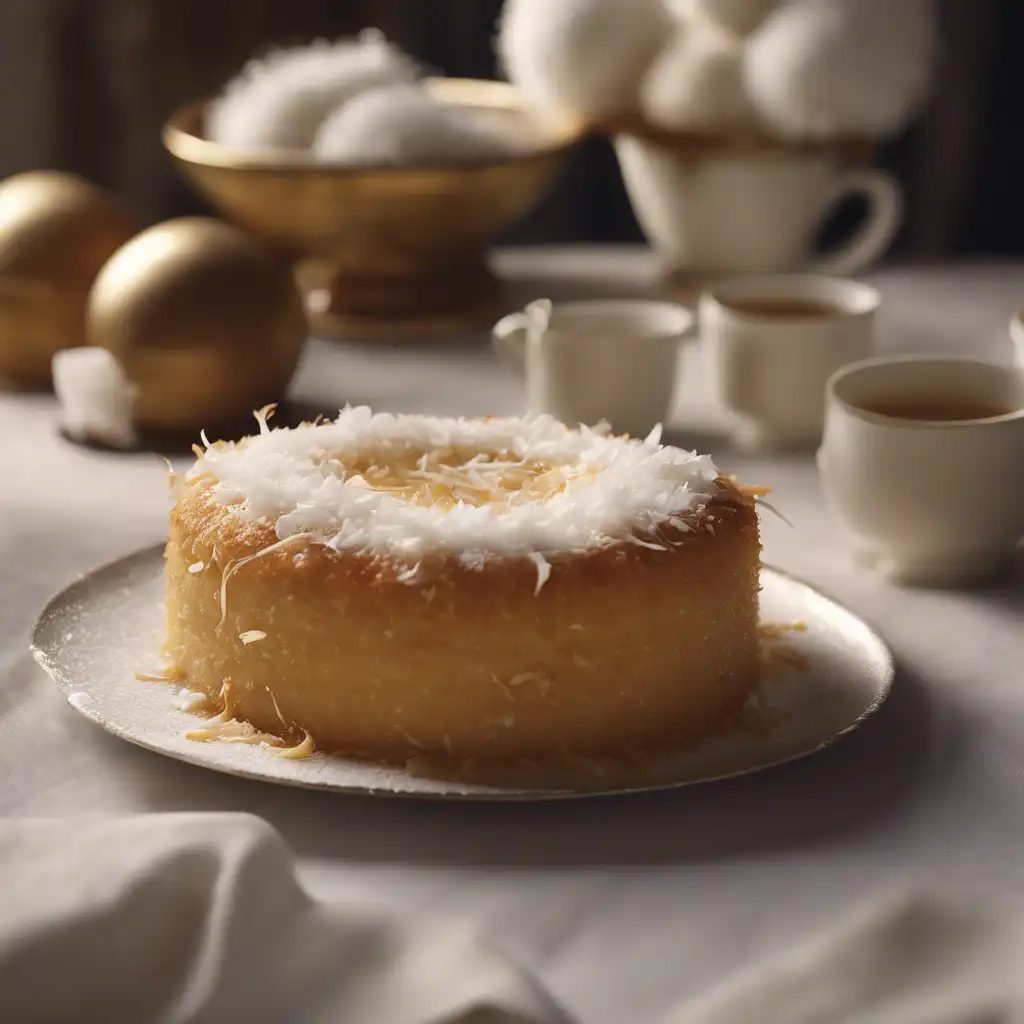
left=0, top=171, right=139, bottom=389
left=87, top=217, right=308, bottom=435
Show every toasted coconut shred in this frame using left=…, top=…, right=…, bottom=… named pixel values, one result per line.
left=189, top=407, right=727, bottom=590
left=135, top=664, right=186, bottom=684
left=183, top=681, right=315, bottom=759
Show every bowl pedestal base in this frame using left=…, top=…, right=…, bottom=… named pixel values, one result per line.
left=296, top=258, right=506, bottom=342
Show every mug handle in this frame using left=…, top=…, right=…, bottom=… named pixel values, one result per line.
left=1009, top=313, right=1024, bottom=372
left=808, top=169, right=903, bottom=277
left=491, top=311, right=531, bottom=378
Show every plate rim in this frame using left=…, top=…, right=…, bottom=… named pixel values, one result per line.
left=30, top=543, right=896, bottom=802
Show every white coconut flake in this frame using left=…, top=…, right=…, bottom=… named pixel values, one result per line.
left=267, top=687, right=288, bottom=729
left=173, top=688, right=209, bottom=712
left=626, top=535, right=668, bottom=552
left=508, top=671, right=553, bottom=693
left=134, top=663, right=186, bottom=683
left=219, top=533, right=308, bottom=624
left=254, top=404, right=276, bottom=435
left=396, top=562, right=422, bottom=584
left=492, top=674, right=515, bottom=700
left=240, top=630, right=267, bottom=645
left=188, top=561, right=205, bottom=574
left=529, top=552, right=552, bottom=595
left=397, top=727, right=428, bottom=751
left=187, top=407, right=720, bottom=566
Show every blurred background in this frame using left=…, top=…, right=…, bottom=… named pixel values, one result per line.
left=1, top=0, right=1015, bottom=258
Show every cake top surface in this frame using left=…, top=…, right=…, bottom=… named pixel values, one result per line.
left=188, top=407, right=722, bottom=568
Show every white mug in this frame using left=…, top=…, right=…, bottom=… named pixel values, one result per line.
left=491, top=298, right=696, bottom=436
left=818, top=355, right=1024, bottom=586
left=615, top=136, right=902, bottom=278
left=700, top=275, right=880, bottom=450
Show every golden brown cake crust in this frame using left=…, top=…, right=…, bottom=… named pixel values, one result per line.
left=165, top=479, right=761, bottom=765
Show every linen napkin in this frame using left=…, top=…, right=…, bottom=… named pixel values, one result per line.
left=0, top=813, right=571, bottom=1024
left=668, top=890, right=1024, bottom=1024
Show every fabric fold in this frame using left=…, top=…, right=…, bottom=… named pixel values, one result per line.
left=667, top=890, right=1024, bottom=1024
left=0, top=813, right=571, bottom=1024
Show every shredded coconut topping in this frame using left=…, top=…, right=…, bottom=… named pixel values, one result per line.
left=189, top=407, right=720, bottom=564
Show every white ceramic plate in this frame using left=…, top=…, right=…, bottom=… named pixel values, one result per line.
left=32, top=545, right=894, bottom=801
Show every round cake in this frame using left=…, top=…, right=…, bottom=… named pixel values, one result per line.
left=165, top=408, right=761, bottom=764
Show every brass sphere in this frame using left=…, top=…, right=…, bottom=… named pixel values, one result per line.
left=87, top=217, right=308, bottom=435
left=0, top=171, right=139, bottom=389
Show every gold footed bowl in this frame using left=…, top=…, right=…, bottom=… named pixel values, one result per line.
left=163, top=79, right=583, bottom=339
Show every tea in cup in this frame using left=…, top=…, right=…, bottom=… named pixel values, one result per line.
left=700, top=275, right=880, bottom=450
left=818, top=355, right=1024, bottom=586
left=491, top=298, right=696, bottom=436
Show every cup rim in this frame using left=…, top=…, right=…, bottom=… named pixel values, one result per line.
left=542, top=299, right=695, bottom=341
left=703, top=274, right=881, bottom=322
left=826, top=354, right=1024, bottom=428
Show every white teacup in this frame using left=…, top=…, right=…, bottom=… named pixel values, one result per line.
left=615, top=136, right=902, bottom=279
left=818, top=355, right=1024, bottom=586
left=701, top=274, right=880, bottom=450
left=491, top=298, right=695, bottom=436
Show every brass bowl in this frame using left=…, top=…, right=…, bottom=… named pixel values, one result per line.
left=163, top=79, right=584, bottom=335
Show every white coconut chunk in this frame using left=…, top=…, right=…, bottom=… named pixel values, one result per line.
left=683, top=0, right=779, bottom=38
left=744, top=0, right=936, bottom=141
left=52, top=347, right=137, bottom=449
left=313, top=85, right=531, bottom=165
left=497, top=0, right=672, bottom=121
left=207, top=30, right=420, bottom=151
left=642, top=22, right=756, bottom=133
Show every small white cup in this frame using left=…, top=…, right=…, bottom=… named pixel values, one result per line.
left=700, top=274, right=880, bottom=450
left=491, top=298, right=696, bottom=436
left=818, top=355, right=1024, bottom=587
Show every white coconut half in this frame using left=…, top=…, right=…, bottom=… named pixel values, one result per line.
left=313, top=85, right=527, bottom=165
left=642, top=22, right=756, bottom=133
left=744, top=0, right=937, bottom=141
left=685, top=0, right=780, bottom=38
left=207, top=31, right=420, bottom=151
left=496, top=0, right=672, bottom=122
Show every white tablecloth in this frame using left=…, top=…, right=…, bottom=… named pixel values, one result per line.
left=2, top=248, right=1023, bottom=1023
